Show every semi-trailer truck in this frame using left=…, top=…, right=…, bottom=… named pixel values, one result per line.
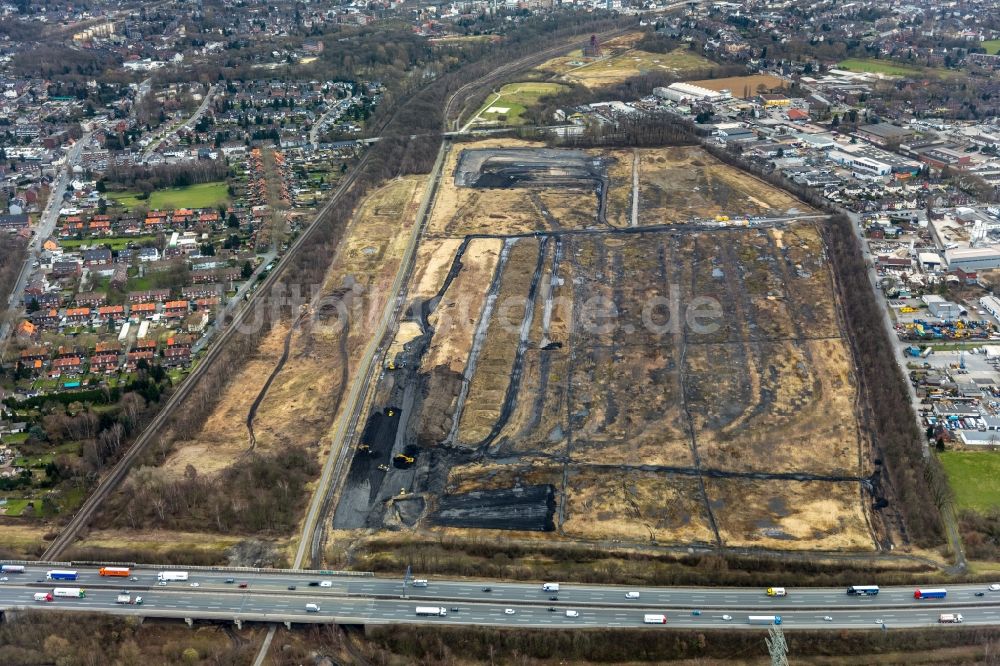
left=415, top=607, right=448, bottom=616
left=46, top=570, right=78, bottom=581
left=914, top=588, right=947, bottom=599
left=643, top=614, right=667, bottom=624
left=100, top=567, right=131, bottom=577
left=2, top=565, right=25, bottom=573
left=748, top=615, right=782, bottom=625
left=53, top=588, right=86, bottom=598
left=116, top=594, right=142, bottom=605
left=33, top=592, right=53, bottom=602
left=939, top=613, right=964, bottom=623
left=157, top=571, right=189, bottom=582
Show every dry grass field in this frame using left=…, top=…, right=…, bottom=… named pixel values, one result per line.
left=637, top=146, right=808, bottom=223
left=534, top=33, right=715, bottom=89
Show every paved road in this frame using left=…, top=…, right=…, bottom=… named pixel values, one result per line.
left=142, top=84, right=218, bottom=162
left=309, top=96, right=359, bottom=147
left=0, top=131, right=95, bottom=355
left=1, top=565, right=998, bottom=629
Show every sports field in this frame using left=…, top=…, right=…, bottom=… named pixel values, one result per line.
left=471, top=82, right=568, bottom=126
left=108, top=181, right=230, bottom=211
left=982, top=40, right=1000, bottom=55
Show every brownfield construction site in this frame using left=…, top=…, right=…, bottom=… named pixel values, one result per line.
left=330, top=140, right=890, bottom=560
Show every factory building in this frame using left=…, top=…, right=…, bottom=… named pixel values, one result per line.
left=945, top=247, right=1000, bottom=272
left=653, top=82, right=730, bottom=104
left=922, top=295, right=965, bottom=319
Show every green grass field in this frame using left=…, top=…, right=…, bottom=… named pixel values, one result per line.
left=1, top=499, right=31, bottom=517
left=837, top=58, right=926, bottom=77
left=982, top=40, right=1000, bottom=55
left=940, top=451, right=1000, bottom=512
left=108, top=181, right=230, bottom=211
left=474, top=82, right=568, bottom=126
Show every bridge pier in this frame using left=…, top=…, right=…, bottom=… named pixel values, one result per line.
left=234, top=618, right=242, bottom=630
left=184, top=617, right=194, bottom=628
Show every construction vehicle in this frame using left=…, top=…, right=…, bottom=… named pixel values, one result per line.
left=358, top=444, right=370, bottom=452
left=394, top=454, right=415, bottom=465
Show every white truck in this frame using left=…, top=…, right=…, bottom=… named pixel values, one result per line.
left=643, top=614, right=667, bottom=624
left=33, top=592, right=53, bottom=602
left=415, top=606, right=447, bottom=616
left=939, top=613, right=964, bottom=624
left=116, top=594, right=142, bottom=605
left=542, top=583, right=559, bottom=592
left=157, top=571, right=189, bottom=582
left=53, top=588, right=86, bottom=598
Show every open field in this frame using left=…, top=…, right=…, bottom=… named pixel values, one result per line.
left=983, top=40, right=1000, bottom=55
left=107, top=181, right=230, bottom=210
left=470, top=81, right=568, bottom=126
left=940, top=451, right=1000, bottom=512
left=836, top=58, right=945, bottom=78
left=637, top=146, right=808, bottom=222
left=686, top=74, right=788, bottom=98
left=332, top=141, right=877, bottom=556
left=537, top=46, right=714, bottom=89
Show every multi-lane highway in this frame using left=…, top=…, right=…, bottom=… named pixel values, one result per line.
left=2, top=564, right=999, bottom=630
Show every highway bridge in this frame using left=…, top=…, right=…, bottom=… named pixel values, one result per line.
left=2, top=564, right=999, bottom=630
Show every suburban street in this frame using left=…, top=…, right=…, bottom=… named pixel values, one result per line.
left=0, top=130, right=96, bottom=355
left=1, top=564, right=998, bottom=629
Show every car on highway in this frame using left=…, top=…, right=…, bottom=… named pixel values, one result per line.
left=548, top=596, right=558, bottom=601
left=976, top=592, right=986, bottom=597
left=990, top=584, right=1000, bottom=591
left=225, top=578, right=235, bottom=584
left=625, top=592, right=640, bottom=600
left=691, top=610, right=701, bottom=616
left=157, top=581, right=167, bottom=586
left=450, top=607, right=459, bottom=613
left=823, top=616, right=833, bottom=622
left=0, top=577, right=7, bottom=582
left=190, top=582, right=200, bottom=587
left=482, top=587, right=493, bottom=593
left=288, top=585, right=296, bottom=590
left=320, top=581, right=333, bottom=588
left=238, top=582, right=248, bottom=588
left=565, top=610, right=579, bottom=618
left=504, top=609, right=515, bottom=615
left=308, top=582, right=320, bottom=587
left=548, top=607, right=557, bottom=612
left=721, top=615, right=732, bottom=621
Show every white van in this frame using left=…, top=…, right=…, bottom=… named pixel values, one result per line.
left=305, top=603, right=321, bottom=613
left=412, top=579, right=428, bottom=587
left=542, top=583, right=560, bottom=592
left=625, top=592, right=640, bottom=599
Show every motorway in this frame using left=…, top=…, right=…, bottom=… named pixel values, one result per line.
left=1, top=565, right=1000, bottom=629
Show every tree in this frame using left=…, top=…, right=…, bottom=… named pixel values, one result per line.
left=241, top=260, right=253, bottom=279
left=200, top=243, right=216, bottom=256
left=227, top=212, right=239, bottom=228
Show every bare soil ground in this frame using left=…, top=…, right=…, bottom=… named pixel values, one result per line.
left=410, top=237, right=465, bottom=300
left=0, top=523, right=49, bottom=558
left=637, top=146, right=807, bottom=223
left=706, top=478, right=874, bottom=550
left=688, top=74, right=790, bottom=98
left=423, top=238, right=504, bottom=374
left=331, top=141, right=875, bottom=558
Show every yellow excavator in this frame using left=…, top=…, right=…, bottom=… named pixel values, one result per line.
left=394, top=454, right=415, bottom=465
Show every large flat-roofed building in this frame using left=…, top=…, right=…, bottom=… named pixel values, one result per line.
left=945, top=246, right=1000, bottom=272
left=921, top=294, right=964, bottom=319
left=653, top=82, right=730, bottom=104
left=855, top=122, right=916, bottom=146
